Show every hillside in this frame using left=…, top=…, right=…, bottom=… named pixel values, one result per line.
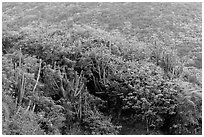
left=2, top=2, right=202, bottom=135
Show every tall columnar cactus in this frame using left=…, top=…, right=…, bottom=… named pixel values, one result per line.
left=26, top=59, right=42, bottom=112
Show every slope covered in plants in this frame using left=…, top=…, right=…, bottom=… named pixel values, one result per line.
left=2, top=2, right=202, bottom=135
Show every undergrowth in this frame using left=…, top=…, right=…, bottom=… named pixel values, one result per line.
left=2, top=3, right=202, bottom=135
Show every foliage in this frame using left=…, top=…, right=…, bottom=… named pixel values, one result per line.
left=2, top=2, right=202, bottom=135
left=2, top=106, right=44, bottom=135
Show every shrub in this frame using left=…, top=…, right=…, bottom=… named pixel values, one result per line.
left=3, top=107, right=44, bottom=135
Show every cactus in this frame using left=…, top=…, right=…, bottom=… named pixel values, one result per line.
left=74, top=83, right=84, bottom=97
left=98, top=64, right=102, bottom=80
left=103, top=66, right=106, bottom=85
left=70, top=70, right=84, bottom=95
left=74, top=71, right=80, bottom=93
left=26, top=59, right=42, bottom=112
left=18, top=73, right=26, bottom=107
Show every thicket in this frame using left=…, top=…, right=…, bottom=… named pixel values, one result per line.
left=2, top=23, right=202, bottom=135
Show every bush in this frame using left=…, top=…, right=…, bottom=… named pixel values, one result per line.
left=3, top=107, right=44, bottom=135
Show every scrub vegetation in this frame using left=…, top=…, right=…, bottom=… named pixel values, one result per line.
left=2, top=2, right=202, bottom=135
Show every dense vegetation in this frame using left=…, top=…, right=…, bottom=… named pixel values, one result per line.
left=2, top=2, right=202, bottom=135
